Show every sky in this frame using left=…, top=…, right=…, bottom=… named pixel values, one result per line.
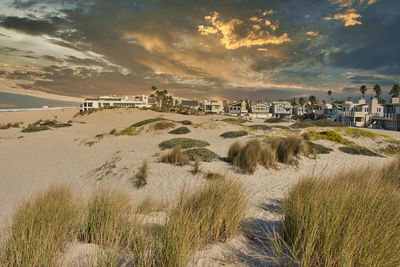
left=0, top=0, right=399, bottom=101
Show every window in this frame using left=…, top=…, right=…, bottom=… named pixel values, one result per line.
left=87, top=102, right=93, bottom=107
left=206, top=105, right=212, bottom=110
left=84, top=103, right=87, bottom=107
left=214, top=105, right=220, bottom=109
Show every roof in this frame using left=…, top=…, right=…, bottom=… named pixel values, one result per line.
left=181, top=100, right=199, bottom=106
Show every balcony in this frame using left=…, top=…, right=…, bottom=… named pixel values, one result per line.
left=371, top=113, right=400, bottom=121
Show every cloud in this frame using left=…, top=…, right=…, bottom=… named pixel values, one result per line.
left=323, top=9, right=362, bottom=26
left=0, top=16, right=58, bottom=35
left=198, top=12, right=291, bottom=50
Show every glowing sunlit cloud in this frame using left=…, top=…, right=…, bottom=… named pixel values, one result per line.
left=198, top=12, right=291, bottom=50
left=323, top=9, right=362, bottom=26
left=306, top=31, right=320, bottom=37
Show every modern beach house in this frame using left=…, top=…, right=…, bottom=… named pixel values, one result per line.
left=199, top=100, right=224, bottom=113
left=271, top=101, right=293, bottom=118
left=81, top=95, right=154, bottom=111
left=228, top=100, right=249, bottom=116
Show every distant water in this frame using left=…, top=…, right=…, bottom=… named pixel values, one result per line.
left=0, top=92, right=79, bottom=111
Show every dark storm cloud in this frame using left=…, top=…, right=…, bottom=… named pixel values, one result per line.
left=0, top=0, right=398, bottom=100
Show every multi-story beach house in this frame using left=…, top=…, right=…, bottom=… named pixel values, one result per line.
left=249, top=102, right=271, bottom=118
left=292, top=104, right=306, bottom=118
left=81, top=95, right=155, bottom=111
left=180, top=100, right=199, bottom=110
left=271, top=101, right=293, bottom=118
left=370, top=97, right=400, bottom=130
left=199, top=100, right=224, bottom=113
left=336, top=97, right=383, bottom=127
left=228, top=100, right=249, bottom=116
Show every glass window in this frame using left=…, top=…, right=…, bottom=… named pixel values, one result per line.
left=88, top=102, right=93, bottom=107
left=214, top=105, right=220, bottom=109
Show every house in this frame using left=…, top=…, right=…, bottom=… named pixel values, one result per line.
left=228, top=100, right=248, bottom=116
left=80, top=95, right=153, bottom=111
left=370, top=97, right=400, bottom=130
left=337, top=97, right=383, bottom=127
left=271, top=101, right=292, bottom=118
left=180, top=100, right=199, bottom=110
left=293, top=105, right=307, bottom=117
left=199, top=100, right=224, bottom=113
left=249, top=103, right=271, bottom=118
left=312, top=103, right=333, bottom=119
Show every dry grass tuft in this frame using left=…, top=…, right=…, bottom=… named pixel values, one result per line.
left=160, top=145, right=190, bottom=166
left=270, top=159, right=400, bottom=266
left=134, top=160, right=148, bottom=188
left=234, top=139, right=262, bottom=174
left=0, top=186, right=81, bottom=266
left=193, top=155, right=202, bottom=174
left=273, top=136, right=307, bottom=166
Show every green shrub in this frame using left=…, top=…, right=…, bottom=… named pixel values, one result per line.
left=132, top=117, right=165, bottom=127
left=339, top=146, right=383, bottom=157
left=183, top=148, right=219, bottom=162
left=275, top=164, right=400, bottom=266
left=248, top=124, right=271, bottom=131
left=159, top=138, right=210, bottom=150
left=265, top=118, right=287, bottom=123
left=169, top=127, right=190, bottom=135
left=160, top=146, right=190, bottom=166
left=220, top=130, right=248, bottom=138
left=344, top=128, right=386, bottom=139
left=1, top=186, right=81, bottom=266
left=291, top=119, right=345, bottom=128
left=21, top=125, right=50, bottom=133
left=115, top=126, right=137, bottom=136
left=154, top=121, right=175, bottom=130
left=177, top=120, right=192, bottom=125
left=304, top=130, right=354, bottom=145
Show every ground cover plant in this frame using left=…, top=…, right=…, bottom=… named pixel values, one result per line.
left=169, top=127, right=190, bottom=135
left=183, top=148, right=219, bottom=162
left=272, top=159, right=400, bottom=266
left=307, top=142, right=333, bottom=155
left=265, top=118, right=288, bottom=123
left=302, top=130, right=354, bottom=145
left=220, top=131, right=248, bottom=138
left=248, top=125, right=271, bottom=131
left=154, top=121, right=175, bottom=130
left=221, top=118, right=248, bottom=125
left=159, top=138, right=210, bottom=150
left=21, top=124, right=50, bottom=133
left=339, top=146, right=383, bottom=157
left=115, top=125, right=137, bottom=136
left=177, top=120, right=192, bottom=125
left=131, top=117, right=165, bottom=127
left=291, top=119, right=345, bottom=128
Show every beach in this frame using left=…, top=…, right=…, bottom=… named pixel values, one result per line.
left=0, top=108, right=397, bottom=265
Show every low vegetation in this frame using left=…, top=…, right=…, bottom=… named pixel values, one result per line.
left=220, top=130, right=248, bottom=138
left=291, top=119, right=345, bottom=128
left=169, top=126, right=190, bottom=135
left=177, top=120, right=192, bottom=125
left=1, top=179, right=247, bottom=266
left=0, top=122, right=21, bottom=129
left=221, top=118, right=248, bottom=125
left=154, top=121, right=175, bottom=130
left=339, top=146, right=383, bottom=157
left=86, top=141, right=98, bottom=147
left=303, top=130, right=354, bottom=145
left=132, top=117, right=165, bottom=127
left=193, top=156, right=201, bottom=174
left=228, top=136, right=309, bottom=173
left=379, top=144, right=400, bottom=157
left=159, top=138, right=210, bottom=150
left=204, top=172, right=225, bottom=180
left=265, top=118, right=287, bottom=123
left=160, top=145, right=190, bottom=166
left=134, top=160, right=148, bottom=188
left=21, top=124, right=50, bottom=133
left=115, top=125, right=137, bottom=136
left=183, top=148, right=219, bottom=162
left=21, top=120, right=71, bottom=133
left=307, top=142, right=333, bottom=155
left=273, top=159, right=400, bottom=266
left=344, top=128, right=392, bottom=141
left=248, top=124, right=271, bottom=131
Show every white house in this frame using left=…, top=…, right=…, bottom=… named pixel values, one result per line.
left=271, top=101, right=292, bottom=118
left=337, top=98, right=383, bottom=127
left=370, top=97, right=400, bottom=130
left=293, top=105, right=306, bottom=117
left=249, top=103, right=271, bottom=118
left=199, top=100, right=224, bottom=113
left=80, top=95, right=154, bottom=111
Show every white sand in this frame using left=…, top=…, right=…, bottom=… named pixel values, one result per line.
left=0, top=108, right=396, bottom=266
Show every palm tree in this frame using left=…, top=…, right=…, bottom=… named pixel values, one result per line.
left=390, top=84, right=400, bottom=97
left=152, top=85, right=157, bottom=91
left=360, top=85, right=367, bottom=98
left=328, top=90, right=332, bottom=102
left=299, top=97, right=306, bottom=106
left=373, top=84, right=382, bottom=98
left=309, top=95, right=317, bottom=105
left=291, top=98, right=297, bottom=106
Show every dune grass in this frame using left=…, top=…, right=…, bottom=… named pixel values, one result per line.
left=339, top=146, right=383, bottom=157
left=1, top=178, right=247, bottom=266
left=0, top=122, right=21, bottom=129
left=159, top=138, right=210, bottom=150
left=169, top=127, right=190, bottom=135
left=220, top=130, right=248, bottom=139
left=134, top=160, right=148, bottom=188
left=154, top=121, right=175, bottom=130
left=21, top=124, right=50, bottom=133
left=0, top=186, right=81, bottom=266
left=193, top=156, right=202, bottom=174
left=221, top=118, right=248, bottom=125
left=160, top=146, right=190, bottom=166
left=303, top=130, right=355, bottom=145
left=379, top=144, right=400, bottom=157
left=86, top=140, right=98, bottom=147
left=132, top=117, right=165, bottom=127
left=177, top=120, right=192, bottom=125
left=272, top=159, right=400, bottom=266
left=269, top=136, right=308, bottom=166
left=115, top=125, right=137, bottom=136
left=183, top=148, right=219, bottom=162
left=265, top=118, right=288, bottom=123
left=291, top=119, right=345, bottom=128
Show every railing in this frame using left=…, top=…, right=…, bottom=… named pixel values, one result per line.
left=371, top=113, right=400, bottom=120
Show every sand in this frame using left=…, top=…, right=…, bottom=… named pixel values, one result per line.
left=0, top=108, right=397, bottom=266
